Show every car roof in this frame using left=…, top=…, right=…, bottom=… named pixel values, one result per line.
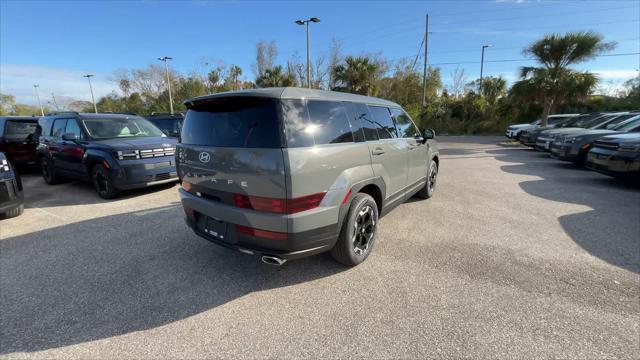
left=46, top=112, right=143, bottom=120
left=184, top=87, right=400, bottom=108
left=0, top=116, right=39, bottom=121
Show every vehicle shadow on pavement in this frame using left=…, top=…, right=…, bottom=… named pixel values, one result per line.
left=20, top=174, right=179, bottom=209
left=488, top=147, right=640, bottom=274
left=0, top=204, right=345, bottom=354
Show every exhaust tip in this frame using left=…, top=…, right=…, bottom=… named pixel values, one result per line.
left=261, top=255, right=286, bottom=266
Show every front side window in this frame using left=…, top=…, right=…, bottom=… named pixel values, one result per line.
left=182, top=97, right=281, bottom=148
left=3, top=120, right=37, bottom=141
left=65, top=119, right=83, bottom=139
left=81, top=117, right=164, bottom=139
left=52, top=119, right=67, bottom=137
left=368, top=106, right=397, bottom=139
left=390, top=108, right=419, bottom=138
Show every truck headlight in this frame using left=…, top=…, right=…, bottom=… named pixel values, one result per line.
left=618, top=143, right=640, bottom=152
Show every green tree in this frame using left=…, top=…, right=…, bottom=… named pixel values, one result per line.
left=255, top=66, right=296, bottom=87
left=331, top=56, right=383, bottom=95
left=512, top=31, right=615, bottom=126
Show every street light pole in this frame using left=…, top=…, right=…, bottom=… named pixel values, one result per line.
left=480, top=44, right=492, bottom=94
left=83, top=74, right=98, bottom=113
left=33, top=84, right=44, bottom=116
left=158, top=56, right=174, bottom=114
left=295, top=17, right=320, bottom=88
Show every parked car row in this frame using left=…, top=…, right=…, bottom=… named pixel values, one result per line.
left=507, top=111, right=640, bottom=179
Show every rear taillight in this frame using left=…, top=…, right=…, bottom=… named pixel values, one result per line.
left=233, top=192, right=325, bottom=214
left=182, top=180, right=192, bottom=192
left=235, top=224, right=288, bottom=241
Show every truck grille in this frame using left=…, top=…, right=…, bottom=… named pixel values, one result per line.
left=593, top=141, right=618, bottom=150
left=139, top=147, right=175, bottom=158
left=144, top=172, right=177, bottom=182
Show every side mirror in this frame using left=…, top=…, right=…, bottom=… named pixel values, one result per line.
left=423, top=128, right=435, bottom=140
left=62, top=133, right=78, bottom=142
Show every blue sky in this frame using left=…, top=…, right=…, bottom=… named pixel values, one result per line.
left=1, top=0, right=638, bottom=104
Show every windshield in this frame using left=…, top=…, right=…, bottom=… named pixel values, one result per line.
left=529, top=119, right=541, bottom=125
left=596, top=114, right=637, bottom=129
left=3, top=120, right=38, bottom=141
left=548, top=116, right=573, bottom=125
left=613, top=117, right=640, bottom=132
left=81, top=117, right=165, bottom=139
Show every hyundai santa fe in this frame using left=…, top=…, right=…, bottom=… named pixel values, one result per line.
left=37, top=112, right=178, bottom=198
left=177, top=88, right=439, bottom=266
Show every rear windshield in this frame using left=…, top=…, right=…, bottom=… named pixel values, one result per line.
left=81, top=117, right=164, bottom=139
left=3, top=120, right=38, bottom=140
left=182, top=97, right=282, bottom=148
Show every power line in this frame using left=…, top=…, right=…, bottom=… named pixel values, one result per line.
left=428, top=52, right=640, bottom=67
left=411, top=35, right=425, bottom=71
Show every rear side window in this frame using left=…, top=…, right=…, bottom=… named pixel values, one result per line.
left=3, top=120, right=38, bottom=140
left=368, top=106, right=397, bottom=139
left=390, top=108, right=419, bottom=138
left=282, top=100, right=354, bottom=147
left=52, top=119, right=67, bottom=137
left=345, top=102, right=378, bottom=142
left=182, top=97, right=281, bottom=148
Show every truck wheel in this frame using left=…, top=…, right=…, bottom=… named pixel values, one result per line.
left=40, top=157, right=60, bottom=185
left=331, top=193, right=379, bottom=266
left=415, top=159, right=438, bottom=199
left=1, top=204, right=24, bottom=219
left=92, top=164, right=119, bottom=199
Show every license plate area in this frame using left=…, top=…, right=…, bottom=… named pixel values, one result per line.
left=198, top=215, right=231, bottom=243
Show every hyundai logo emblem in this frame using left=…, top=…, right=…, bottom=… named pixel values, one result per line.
left=198, top=152, right=211, bottom=163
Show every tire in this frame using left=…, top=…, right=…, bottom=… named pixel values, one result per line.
left=331, top=193, right=379, bottom=266
left=40, top=157, right=60, bottom=185
left=1, top=204, right=24, bottom=219
left=415, top=159, right=438, bottom=199
left=91, top=164, right=119, bottom=199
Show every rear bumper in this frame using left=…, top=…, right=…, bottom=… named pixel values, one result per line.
left=111, top=156, right=179, bottom=190
left=179, top=188, right=341, bottom=260
left=586, top=150, right=640, bottom=178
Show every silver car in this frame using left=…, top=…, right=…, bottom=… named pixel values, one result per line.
left=177, top=88, right=439, bottom=266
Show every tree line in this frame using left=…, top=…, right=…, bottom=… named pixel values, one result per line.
left=1, top=31, right=638, bottom=134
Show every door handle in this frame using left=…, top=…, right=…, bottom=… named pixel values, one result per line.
left=371, top=148, right=385, bottom=156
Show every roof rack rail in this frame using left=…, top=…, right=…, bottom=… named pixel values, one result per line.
left=45, top=111, right=80, bottom=116
left=149, top=112, right=183, bottom=116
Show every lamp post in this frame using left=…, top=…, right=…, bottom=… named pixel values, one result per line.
left=83, top=74, right=98, bottom=113
left=479, top=44, right=492, bottom=94
left=157, top=56, right=174, bottom=114
left=295, top=17, right=320, bottom=88
left=33, top=84, right=44, bottom=116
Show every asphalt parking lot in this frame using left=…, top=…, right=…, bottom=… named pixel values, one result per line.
left=1, top=136, right=638, bottom=359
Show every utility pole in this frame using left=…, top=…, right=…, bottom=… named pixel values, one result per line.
left=295, top=17, right=320, bottom=88
left=50, top=93, right=60, bottom=111
left=480, top=44, right=492, bottom=95
left=83, top=74, right=98, bottom=113
left=157, top=56, right=174, bottom=114
left=422, top=14, right=429, bottom=107
left=33, top=84, right=44, bottom=116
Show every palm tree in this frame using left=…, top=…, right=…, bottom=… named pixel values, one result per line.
left=513, top=31, right=615, bottom=126
left=331, top=56, right=382, bottom=95
left=255, top=66, right=297, bottom=88
left=229, top=65, right=242, bottom=90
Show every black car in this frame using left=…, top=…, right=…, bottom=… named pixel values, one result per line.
left=145, top=113, right=183, bottom=138
left=37, top=112, right=179, bottom=198
left=0, top=152, right=24, bottom=219
left=586, top=133, right=640, bottom=179
left=0, top=116, right=39, bottom=165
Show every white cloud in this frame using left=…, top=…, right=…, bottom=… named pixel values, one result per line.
left=0, top=64, right=117, bottom=105
left=593, top=70, right=639, bottom=79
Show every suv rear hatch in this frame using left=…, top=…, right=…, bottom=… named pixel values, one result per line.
left=178, top=96, right=287, bottom=213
